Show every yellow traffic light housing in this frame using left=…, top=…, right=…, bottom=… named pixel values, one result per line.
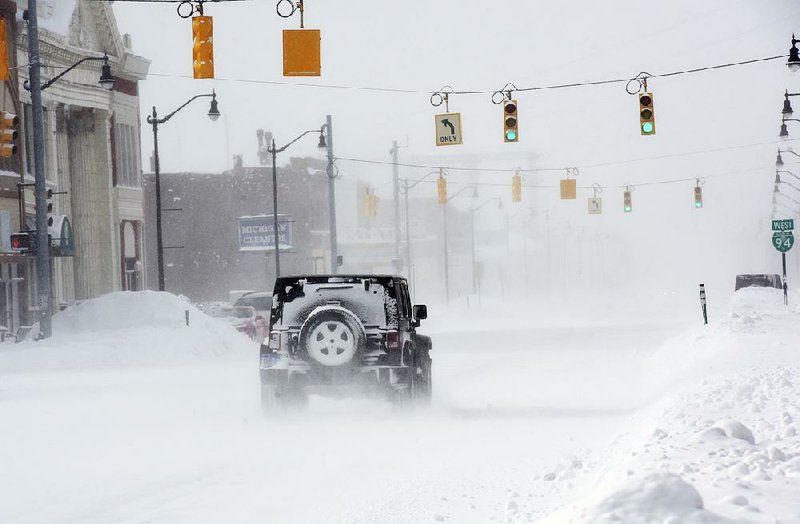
left=511, top=174, right=522, bottom=202
left=0, top=111, right=18, bottom=158
left=192, top=16, right=214, bottom=79
left=283, top=29, right=321, bottom=77
left=0, top=17, right=8, bottom=82
left=437, top=175, right=447, bottom=204
left=639, top=92, right=656, bottom=135
left=503, top=99, right=519, bottom=142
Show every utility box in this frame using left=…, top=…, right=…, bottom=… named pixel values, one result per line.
left=283, top=29, right=321, bottom=76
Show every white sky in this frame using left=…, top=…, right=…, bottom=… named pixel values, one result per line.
left=111, top=0, right=800, bottom=300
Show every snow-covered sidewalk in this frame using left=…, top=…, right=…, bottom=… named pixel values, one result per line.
left=536, top=287, right=800, bottom=523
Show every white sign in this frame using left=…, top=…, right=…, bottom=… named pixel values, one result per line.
left=588, top=197, right=602, bottom=215
left=434, top=112, right=463, bottom=146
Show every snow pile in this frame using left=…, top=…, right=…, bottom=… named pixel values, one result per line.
left=538, top=287, right=800, bottom=523
left=0, top=291, right=254, bottom=371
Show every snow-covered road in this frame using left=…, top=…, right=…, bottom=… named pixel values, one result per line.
left=4, top=290, right=800, bottom=523
left=0, top=293, right=689, bottom=524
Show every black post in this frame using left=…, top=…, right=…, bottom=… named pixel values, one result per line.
left=782, top=252, right=788, bottom=305
left=151, top=107, right=165, bottom=291
left=699, top=283, right=708, bottom=325
left=271, top=138, right=280, bottom=278
left=27, top=0, right=53, bottom=337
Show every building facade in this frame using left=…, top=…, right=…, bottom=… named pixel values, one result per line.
left=16, top=0, right=149, bottom=311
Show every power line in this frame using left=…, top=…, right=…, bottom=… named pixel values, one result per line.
left=402, top=165, right=765, bottom=192
left=338, top=137, right=800, bottom=175
left=144, top=53, right=787, bottom=96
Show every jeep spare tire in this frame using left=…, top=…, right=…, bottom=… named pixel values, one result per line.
left=299, top=306, right=366, bottom=367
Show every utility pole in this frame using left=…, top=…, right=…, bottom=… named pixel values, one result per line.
left=26, top=1, right=53, bottom=338
left=443, top=200, right=449, bottom=302
left=325, top=114, right=338, bottom=274
left=391, top=140, right=401, bottom=274
left=271, top=137, right=280, bottom=277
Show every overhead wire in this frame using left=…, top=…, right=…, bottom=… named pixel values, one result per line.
left=143, top=53, right=787, bottom=96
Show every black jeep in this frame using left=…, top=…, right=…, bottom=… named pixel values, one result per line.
left=259, top=275, right=431, bottom=407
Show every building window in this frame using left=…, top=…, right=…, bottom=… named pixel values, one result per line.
left=114, top=123, right=141, bottom=188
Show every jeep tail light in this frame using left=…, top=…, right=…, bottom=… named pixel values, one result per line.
left=268, top=331, right=282, bottom=350
left=386, top=330, right=400, bottom=350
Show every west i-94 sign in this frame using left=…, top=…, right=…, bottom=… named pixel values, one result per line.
left=771, top=219, right=795, bottom=253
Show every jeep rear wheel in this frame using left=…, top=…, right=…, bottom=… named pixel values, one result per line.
left=299, top=307, right=366, bottom=367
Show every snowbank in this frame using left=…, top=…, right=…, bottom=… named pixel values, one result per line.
left=0, top=291, right=255, bottom=371
left=538, top=287, right=800, bottom=523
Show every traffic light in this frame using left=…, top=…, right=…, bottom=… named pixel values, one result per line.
left=192, top=16, right=214, bottom=79
left=10, top=232, right=30, bottom=252
left=46, top=188, right=54, bottom=226
left=365, top=190, right=378, bottom=218
left=639, top=92, right=656, bottom=135
left=503, top=99, right=519, bottom=142
left=694, top=185, right=703, bottom=208
left=0, top=17, right=8, bottom=81
left=623, top=190, right=632, bottom=212
left=511, top=174, right=522, bottom=202
left=0, top=111, right=18, bottom=157
left=437, top=175, right=447, bottom=204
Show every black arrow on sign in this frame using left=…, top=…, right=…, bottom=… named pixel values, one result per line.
left=441, top=118, right=455, bottom=135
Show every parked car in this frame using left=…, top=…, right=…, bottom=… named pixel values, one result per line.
left=259, top=275, right=431, bottom=408
left=208, top=304, right=268, bottom=343
left=735, top=274, right=783, bottom=291
left=234, top=291, right=272, bottom=317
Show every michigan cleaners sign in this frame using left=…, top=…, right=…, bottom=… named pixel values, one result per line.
left=238, top=215, right=292, bottom=251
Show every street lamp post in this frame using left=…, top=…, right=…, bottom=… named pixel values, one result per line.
left=265, top=125, right=327, bottom=278
left=24, top=1, right=116, bottom=338
left=470, top=196, right=502, bottom=296
left=147, top=91, right=220, bottom=291
left=399, top=170, right=440, bottom=288
left=442, top=182, right=474, bottom=302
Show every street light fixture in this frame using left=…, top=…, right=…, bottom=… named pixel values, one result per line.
left=777, top=149, right=800, bottom=168
left=783, top=91, right=800, bottom=118
left=789, top=34, right=800, bottom=72
left=147, top=91, right=220, bottom=291
left=780, top=118, right=800, bottom=140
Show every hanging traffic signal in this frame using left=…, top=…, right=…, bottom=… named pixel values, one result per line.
left=437, top=175, right=447, bottom=204
left=0, top=111, right=18, bottom=157
left=192, top=16, right=214, bottom=79
left=0, top=17, right=8, bottom=81
left=694, top=185, right=703, bottom=208
left=503, top=99, right=519, bottom=142
left=511, top=174, right=522, bottom=202
left=623, top=189, right=632, bottom=212
left=10, top=232, right=31, bottom=252
left=639, top=92, right=656, bottom=135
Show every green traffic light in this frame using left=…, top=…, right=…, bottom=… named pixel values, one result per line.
left=506, top=130, right=517, bottom=141
left=695, top=201, right=703, bottom=208
left=624, top=205, right=632, bottom=212
left=641, top=122, right=654, bottom=134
